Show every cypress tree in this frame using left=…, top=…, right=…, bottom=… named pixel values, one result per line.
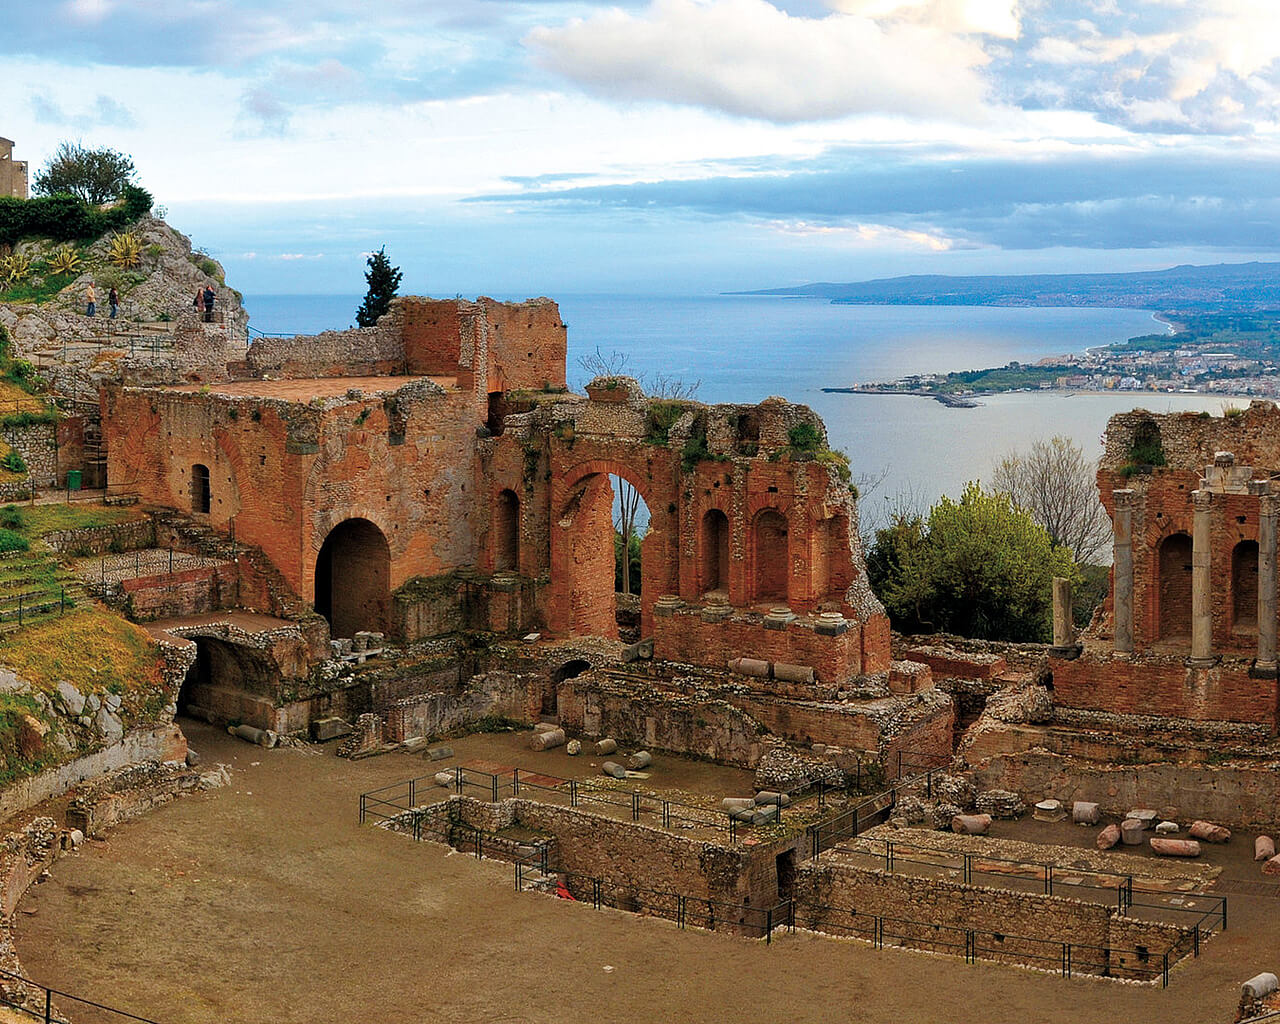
left=355, top=247, right=403, bottom=327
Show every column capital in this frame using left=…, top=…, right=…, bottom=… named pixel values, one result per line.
left=1262, top=493, right=1280, bottom=518
left=1193, top=488, right=1212, bottom=511
left=1112, top=488, right=1134, bottom=510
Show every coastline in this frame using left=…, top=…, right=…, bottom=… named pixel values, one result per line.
left=821, top=385, right=1260, bottom=407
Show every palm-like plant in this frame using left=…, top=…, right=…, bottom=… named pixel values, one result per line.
left=47, top=245, right=82, bottom=276
left=107, top=231, right=142, bottom=269
left=0, top=253, right=33, bottom=287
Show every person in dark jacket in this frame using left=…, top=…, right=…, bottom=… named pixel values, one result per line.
left=108, top=287, right=119, bottom=319
left=202, top=284, right=215, bottom=322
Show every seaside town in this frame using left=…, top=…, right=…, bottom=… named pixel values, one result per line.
left=840, top=311, right=1280, bottom=403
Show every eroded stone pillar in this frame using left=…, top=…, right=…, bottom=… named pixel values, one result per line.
left=1051, top=576, right=1074, bottom=651
left=1258, top=494, right=1278, bottom=674
left=1191, top=488, right=1214, bottom=663
left=1113, top=489, right=1134, bottom=655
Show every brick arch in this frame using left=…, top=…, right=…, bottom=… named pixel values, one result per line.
left=1155, top=531, right=1193, bottom=643
left=1233, top=539, right=1259, bottom=633
left=547, top=458, right=678, bottom=638
left=314, top=517, right=391, bottom=639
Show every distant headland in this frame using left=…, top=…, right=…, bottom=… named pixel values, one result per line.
left=732, top=261, right=1280, bottom=312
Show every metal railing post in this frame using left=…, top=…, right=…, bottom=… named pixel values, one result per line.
left=359, top=793, right=366, bottom=824
left=631, top=792, right=640, bottom=821
left=512, top=768, right=520, bottom=796
left=455, top=765, right=463, bottom=794
left=569, top=778, right=578, bottom=808
left=408, top=779, right=415, bottom=809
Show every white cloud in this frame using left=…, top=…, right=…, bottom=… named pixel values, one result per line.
left=826, top=0, right=1021, bottom=39
left=526, top=0, right=998, bottom=123
left=763, top=218, right=966, bottom=249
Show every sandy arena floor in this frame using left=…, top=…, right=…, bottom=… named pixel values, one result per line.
left=12, top=720, right=1280, bottom=1024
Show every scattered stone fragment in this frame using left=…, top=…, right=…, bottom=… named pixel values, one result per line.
left=1243, top=974, right=1279, bottom=1000
left=1150, top=837, right=1202, bottom=857
left=426, top=746, right=453, bottom=762
left=1096, top=824, right=1122, bottom=850
left=566, top=739, right=581, bottom=756
left=232, top=724, right=276, bottom=748
left=722, top=797, right=755, bottom=813
left=627, top=750, right=652, bottom=769
left=751, top=805, right=780, bottom=826
left=1071, top=801, right=1100, bottom=825
left=1126, top=808, right=1158, bottom=828
left=602, top=762, right=626, bottom=779
left=1120, top=819, right=1145, bottom=846
left=951, top=813, right=992, bottom=835
left=1264, top=854, right=1280, bottom=877
left=533, top=723, right=559, bottom=734
left=1033, top=799, right=1065, bottom=822
left=530, top=728, right=565, bottom=752
left=185, top=749, right=201, bottom=768
left=753, top=791, right=791, bottom=808
left=1188, top=820, right=1232, bottom=843
left=1256, top=836, right=1276, bottom=862
left=434, top=771, right=454, bottom=788
left=977, top=790, right=1025, bottom=819
left=310, top=716, right=351, bottom=742
left=1155, top=821, right=1179, bottom=835
left=595, top=738, right=618, bottom=756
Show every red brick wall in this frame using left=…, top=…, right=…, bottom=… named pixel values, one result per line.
left=1052, top=653, right=1278, bottom=728
left=481, top=298, right=567, bottom=392
left=653, top=610, right=866, bottom=683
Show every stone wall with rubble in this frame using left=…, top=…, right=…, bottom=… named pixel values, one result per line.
left=66, top=759, right=229, bottom=836
left=43, top=518, right=156, bottom=556
left=3, top=422, right=56, bottom=486
left=968, top=750, right=1280, bottom=827
left=449, top=795, right=787, bottom=907
left=383, top=671, right=545, bottom=743
left=1102, top=403, right=1280, bottom=471
left=793, top=857, right=1190, bottom=980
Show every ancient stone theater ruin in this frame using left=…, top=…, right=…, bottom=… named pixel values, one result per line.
left=6, top=282, right=1280, bottom=1021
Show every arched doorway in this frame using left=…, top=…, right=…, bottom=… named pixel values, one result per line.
left=1157, top=533, right=1192, bottom=641
left=1233, top=540, right=1259, bottom=632
left=494, top=489, right=520, bottom=571
left=701, top=509, right=729, bottom=594
left=177, top=636, right=271, bottom=729
left=752, top=508, right=789, bottom=603
left=315, top=518, right=391, bottom=638
left=191, top=464, right=211, bottom=514
left=553, top=469, right=661, bottom=639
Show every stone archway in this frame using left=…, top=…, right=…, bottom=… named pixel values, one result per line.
left=315, top=518, right=391, bottom=638
left=751, top=508, right=789, bottom=604
left=1233, top=539, right=1259, bottom=632
left=701, top=508, right=729, bottom=594
left=550, top=462, right=674, bottom=639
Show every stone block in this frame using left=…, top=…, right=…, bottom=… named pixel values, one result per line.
left=1071, top=801, right=1100, bottom=825
left=1032, top=799, right=1065, bottom=822
left=310, top=717, right=351, bottom=742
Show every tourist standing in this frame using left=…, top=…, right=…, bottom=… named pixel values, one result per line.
left=202, top=284, right=215, bottom=323
left=85, top=282, right=96, bottom=317
left=108, top=286, right=119, bottom=319
left=193, top=288, right=203, bottom=317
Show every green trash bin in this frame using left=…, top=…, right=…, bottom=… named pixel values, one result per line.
left=66, top=470, right=82, bottom=491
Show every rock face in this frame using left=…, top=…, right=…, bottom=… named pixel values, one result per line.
left=0, top=215, right=249, bottom=398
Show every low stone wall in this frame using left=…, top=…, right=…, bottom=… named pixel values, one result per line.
left=448, top=795, right=785, bottom=906
left=4, top=423, right=56, bottom=487
left=0, top=817, right=60, bottom=1009
left=66, top=760, right=230, bottom=836
left=895, top=633, right=1049, bottom=674
left=969, top=750, right=1280, bottom=827
left=383, top=672, right=542, bottom=743
left=0, top=724, right=187, bottom=824
left=793, top=858, right=1191, bottom=981
left=43, top=518, right=155, bottom=556
left=902, top=643, right=1008, bottom=681
left=558, top=678, right=768, bottom=767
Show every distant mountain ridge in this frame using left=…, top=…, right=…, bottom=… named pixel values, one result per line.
left=734, top=261, right=1280, bottom=310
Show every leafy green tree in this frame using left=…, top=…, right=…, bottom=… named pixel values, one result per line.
left=355, top=247, right=403, bottom=327
left=867, top=482, right=1077, bottom=642
left=32, top=142, right=136, bottom=204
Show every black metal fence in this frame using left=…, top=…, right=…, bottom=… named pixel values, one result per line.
left=360, top=763, right=785, bottom=840
left=0, top=963, right=161, bottom=1024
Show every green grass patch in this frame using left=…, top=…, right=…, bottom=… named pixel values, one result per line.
left=0, top=608, right=165, bottom=696
left=0, top=271, right=77, bottom=305
left=16, top=504, right=145, bottom=537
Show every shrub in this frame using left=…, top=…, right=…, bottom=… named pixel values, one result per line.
left=107, top=230, right=142, bottom=268
left=787, top=421, right=822, bottom=453
left=644, top=400, right=688, bottom=445
left=0, top=410, right=56, bottom=430
left=0, top=505, right=25, bottom=531
left=0, top=529, right=28, bottom=553
left=0, top=185, right=152, bottom=248
left=0, top=451, right=26, bottom=475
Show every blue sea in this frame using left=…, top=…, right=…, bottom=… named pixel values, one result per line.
left=244, top=293, right=1232, bottom=527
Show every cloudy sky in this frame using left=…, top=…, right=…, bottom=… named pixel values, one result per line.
left=5, top=0, right=1280, bottom=295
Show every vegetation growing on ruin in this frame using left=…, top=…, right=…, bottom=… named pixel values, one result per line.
left=0, top=185, right=153, bottom=249
left=644, top=400, right=690, bottom=445
left=867, top=482, right=1078, bottom=642
left=11, top=503, right=143, bottom=537
left=0, top=609, right=165, bottom=698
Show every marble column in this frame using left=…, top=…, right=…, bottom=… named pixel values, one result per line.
left=1191, top=488, right=1214, bottom=663
left=1258, top=494, right=1278, bottom=673
left=1051, top=576, right=1074, bottom=651
left=1112, top=489, right=1134, bottom=655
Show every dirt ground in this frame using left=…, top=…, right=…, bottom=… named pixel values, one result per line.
left=12, top=721, right=1278, bottom=1024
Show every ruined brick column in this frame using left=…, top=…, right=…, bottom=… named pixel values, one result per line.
left=1112, top=488, right=1134, bottom=655
left=1258, top=493, right=1278, bottom=674
left=1191, top=488, right=1214, bottom=664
